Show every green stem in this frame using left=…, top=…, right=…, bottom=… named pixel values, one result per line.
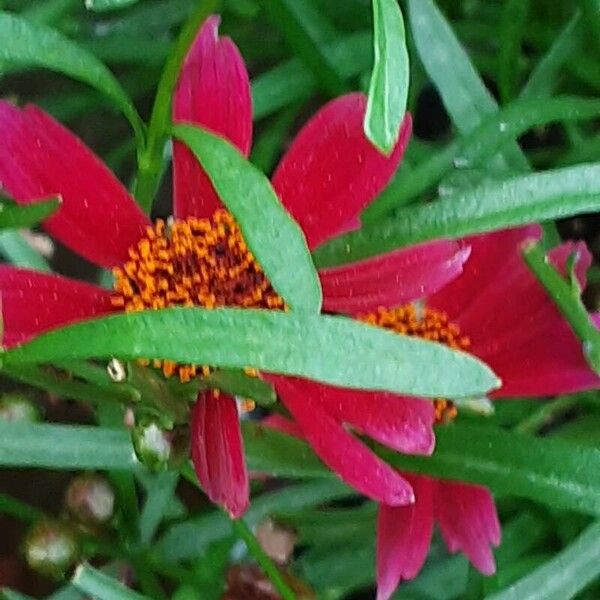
left=522, top=242, right=600, bottom=374
left=515, top=396, right=580, bottom=435
left=134, top=0, right=219, bottom=213
left=0, top=492, right=44, bottom=523
left=230, top=517, right=297, bottom=600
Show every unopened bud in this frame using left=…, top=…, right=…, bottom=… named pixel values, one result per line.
left=23, top=520, right=79, bottom=578
left=65, top=474, right=115, bottom=527
left=0, top=393, right=40, bottom=423
left=132, top=419, right=172, bottom=471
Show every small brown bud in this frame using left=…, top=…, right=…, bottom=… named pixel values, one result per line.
left=23, top=520, right=79, bottom=578
left=65, top=474, right=115, bottom=527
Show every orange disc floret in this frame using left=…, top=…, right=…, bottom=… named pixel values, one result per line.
left=360, top=304, right=471, bottom=424
left=112, top=210, right=284, bottom=381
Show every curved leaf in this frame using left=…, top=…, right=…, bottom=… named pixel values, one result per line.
left=0, top=11, right=144, bottom=143
left=1, top=308, right=499, bottom=399
left=172, top=124, right=322, bottom=313
left=364, top=0, right=409, bottom=154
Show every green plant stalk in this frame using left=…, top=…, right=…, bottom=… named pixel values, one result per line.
left=230, top=516, right=297, bottom=600
left=133, top=0, right=219, bottom=212
left=515, top=396, right=580, bottom=435
left=522, top=242, right=600, bottom=374
left=0, top=492, right=45, bottom=523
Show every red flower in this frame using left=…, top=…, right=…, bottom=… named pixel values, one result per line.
left=269, top=227, right=600, bottom=600
left=0, top=16, right=468, bottom=517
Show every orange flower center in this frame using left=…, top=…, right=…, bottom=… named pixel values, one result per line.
left=112, top=210, right=284, bottom=381
left=360, top=305, right=471, bottom=424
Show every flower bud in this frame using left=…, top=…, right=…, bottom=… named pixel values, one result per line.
left=132, top=419, right=189, bottom=471
left=23, top=520, right=79, bottom=578
left=64, top=474, right=115, bottom=527
left=0, top=393, right=40, bottom=423
left=132, top=419, right=172, bottom=471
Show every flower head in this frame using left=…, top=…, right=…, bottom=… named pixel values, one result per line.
left=0, top=15, right=470, bottom=518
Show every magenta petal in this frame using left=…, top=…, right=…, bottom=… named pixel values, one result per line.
left=0, top=102, right=150, bottom=268
left=429, top=225, right=542, bottom=324
left=320, top=241, right=470, bottom=315
left=376, top=476, right=435, bottom=600
left=0, top=266, right=115, bottom=347
left=272, top=94, right=411, bottom=249
left=190, top=392, right=249, bottom=518
left=434, top=481, right=500, bottom=575
left=173, top=15, right=252, bottom=219
left=305, top=381, right=435, bottom=455
left=269, top=376, right=415, bottom=506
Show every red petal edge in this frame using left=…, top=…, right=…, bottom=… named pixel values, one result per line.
left=173, top=15, right=252, bottom=219
left=0, top=102, right=149, bottom=268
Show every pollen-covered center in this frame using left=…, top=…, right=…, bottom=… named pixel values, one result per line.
left=360, top=305, right=471, bottom=424
left=112, top=209, right=284, bottom=381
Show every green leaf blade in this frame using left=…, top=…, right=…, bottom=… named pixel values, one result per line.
left=485, top=520, right=600, bottom=600
left=365, top=0, right=409, bottom=155
left=0, top=196, right=60, bottom=230
left=1, top=308, right=499, bottom=399
left=172, top=124, right=322, bottom=314
left=72, top=564, right=150, bottom=600
left=315, top=163, right=600, bottom=267
left=0, top=422, right=136, bottom=471
left=0, top=12, right=144, bottom=145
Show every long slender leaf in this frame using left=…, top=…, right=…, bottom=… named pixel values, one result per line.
left=72, top=564, right=150, bottom=600
left=0, top=197, right=59, bottom=230
left=258, top=0, right=346, bottom=96
left=498, top=0, right=530, bottom=102
left=523, top=243, right=600, bottom=373
left=242, top=422, right=600, bottom=517
left=407, top=0, right=527, bottom=171
left=171, top=124, right=322, bottom=314
left=520, top=12, right=584, bottom=100
left=364, top=0, right=409, bottom=154
left=485, top=521, right=600, bottom=600
left=85, top=0, right=139, bottom=12
left=1, top=308, right=499, bottom=399
left=156, top=480, right=351, bottom=562
left=252, top=31, right=372, bottom=120
left=314, top=163, right=600, bottom=267
left=0, top=422, right=137, bottom=470
left=0, top=12, right=143, bottom=145
left=139, top=472, right=179, bottom=545
left=364, top=96, right=600, bottom=221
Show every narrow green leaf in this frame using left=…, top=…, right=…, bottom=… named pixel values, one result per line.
left=2, top=364, right=137, bottom=405
left=0, top=12, right=144, bottom=146
left=156, top=480, right=351, bottom=562
left=252, top=31, right=372, bottom=120
left=522, top=243, right=600, bottom=373
left=363, top=96, right=600, bottom=222
left=485, top=521, right=600, bottom=600
left=0, top=231, right=51, bottom=272
left=314, top=163, right=600, bottom=267
left=0, top=492, right=44, bottom=523
left=0, top=197, right=59, bottom=230
left=72, top=564, right=150, bottom=600
left=140, top=472, right=179, bottom=545
left=132, top=0, right=218, bottom=212
left=243, top=422, right=331, bottom=478
left=85, top=0, right=139, bottom=12
left=520, top=12, right=584, bottom=100
left=242, top=423, right=600, bottom=516
left=497, top=0, right=530, bottom=102
left=0, top=422, right=137, bottom=470
left=257, top=0, right=346, bottom=97
left=407, top=0, right=527, bottom=171
left=384, top=425, right=600, bottom=517
left=203, top=369, right=277, bottom=407
left=1, top=591, right=35, bottom=600
left=365, top=0, right=409, bottom=154
left=1, top=308, right=499, bottom=399
left=171, top=124, right=322, bottom=314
